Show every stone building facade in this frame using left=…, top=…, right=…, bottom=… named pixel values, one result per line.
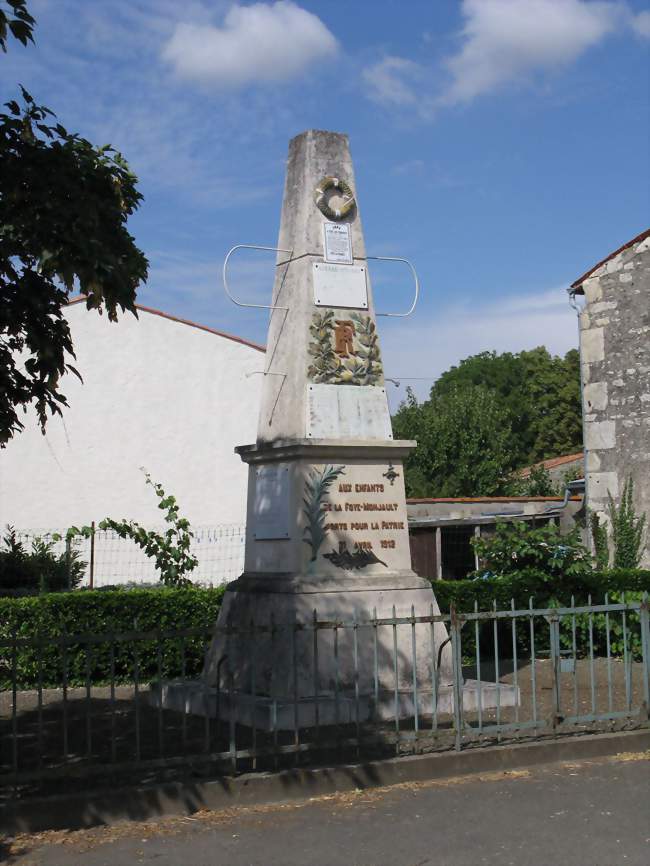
left=570, top=229, right=650, bottom=566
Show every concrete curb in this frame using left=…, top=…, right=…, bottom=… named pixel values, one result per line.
left=2, top=729, right=649, bottom=835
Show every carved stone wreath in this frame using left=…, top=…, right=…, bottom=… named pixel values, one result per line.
left=314, top=176, right=356, bottom=221
left=307, top=310, right=383, bottom=386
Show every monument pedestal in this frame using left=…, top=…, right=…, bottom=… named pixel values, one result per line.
left=152, top=679, right=518, bottom=732
left=201, top=439, right=456, bottom=709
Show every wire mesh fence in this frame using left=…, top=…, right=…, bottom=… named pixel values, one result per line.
left=1, top=595, right=648, bottom=799
left=10, top=525, right=246, bottom=587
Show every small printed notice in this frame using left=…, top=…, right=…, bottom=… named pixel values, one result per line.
left=323, top=222, right=353, bottom=265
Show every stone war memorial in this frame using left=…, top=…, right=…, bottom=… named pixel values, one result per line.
left=157, top=130, right=515, bottom=728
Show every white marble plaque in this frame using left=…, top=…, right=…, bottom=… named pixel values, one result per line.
left=323, top=222, right=353, bottom=264
left=313, top=262, right=368, bottom=309
left=253, top=465, right=290, bottom=539
left=306, top=384, right=392, bottom=440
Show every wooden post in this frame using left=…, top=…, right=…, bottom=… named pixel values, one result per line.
left=89, top=521, right=96, bottom=589
left=65, top=537, right=72, bottom=591
left=435, top=526, right=442, bottom=581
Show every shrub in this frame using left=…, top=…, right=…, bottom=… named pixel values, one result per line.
left=590, top=511, right=610, bottom=570
left=431, top=569, right=650, bottom=613
left=471, top=520, right=591, bottom=580
left=556, top=591, right=644, bottom=661
left=0, top=526, right=85, bottom=596
left=431, top=570, right=649, bottom=664
left=0, top=585, right=225, bottom=688
left=608, top=478, right=647, bottom=569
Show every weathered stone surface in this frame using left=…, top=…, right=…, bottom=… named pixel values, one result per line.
left=581, top=327, right=605, bottom=363
left=576, top=232, right=650, bottom=565
left=582, top=276, right=603, bottom=302
left=587, top=471, right=619, bottom=502
left=201, top=131, right=455, bottom=711
left=584, top=381, right=608, bottom=412
left=584, top=420, right=616, bottom=450
left=256, top=130, right=389, bottom=444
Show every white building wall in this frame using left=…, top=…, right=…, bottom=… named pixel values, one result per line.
left=0, top=302, right=264, bottom=535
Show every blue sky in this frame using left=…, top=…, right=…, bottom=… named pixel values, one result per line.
left=3, top=0, right=649, bottom=406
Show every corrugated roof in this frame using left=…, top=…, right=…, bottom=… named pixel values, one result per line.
left=66, top=296, right=266, bottom=353
left=571, top=228, right=650, bottom=292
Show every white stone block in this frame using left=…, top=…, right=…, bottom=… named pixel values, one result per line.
left=584, top=420, right=616, bottom=450
left=581, top=328, right=605, bottom=363
left=590, top=301, right=617, bottom=313
left=584, top=381, right=608, bottom=412
left=582, top=277, right=602, bottom=302
left=306, top=384, right=392, bottom=440
left=606, top=256, right=623, bottom=274
left=588, top=472, right=619, bottom=501
left=586, top=450, right=601, bottom=471
left=619, top=273, right=633, bottom=283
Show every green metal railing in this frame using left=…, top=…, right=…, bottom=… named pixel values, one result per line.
left=1, top=595, right=648, bottom=795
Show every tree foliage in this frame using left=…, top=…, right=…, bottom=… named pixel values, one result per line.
left=0, top=3, right=148, bottom=446
left=431, top=347, right=582, bottom=467
left=393, top=347, right=582, bottom=497
left=0, top=1, right=34, bottom=52
left=392, top=384, right=515, bottom=498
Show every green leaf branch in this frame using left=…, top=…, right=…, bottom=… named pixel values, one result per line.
left=62, top=470, right=198, bottom=586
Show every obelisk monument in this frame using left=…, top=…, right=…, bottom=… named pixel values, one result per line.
left=202, top=130, right=453, bottom=723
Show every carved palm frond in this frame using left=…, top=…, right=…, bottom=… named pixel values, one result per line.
left=302, top=464, right=346, bottom=561
left=323, top=542, right=388, bottom=570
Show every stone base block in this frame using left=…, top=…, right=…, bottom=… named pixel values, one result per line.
left=150, top=679, right=519, bottom=732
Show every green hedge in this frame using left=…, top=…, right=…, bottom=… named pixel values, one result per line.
left=431, top=571, right=649, bottom=663
left=0, top=586, right=225, bottom=689
left=431, top=569, right=650, bottom=613
left=2, top=571, right=648, bottom=689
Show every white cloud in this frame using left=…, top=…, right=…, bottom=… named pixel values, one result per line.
left=362, top=0, right=641, bottom=117
left=162, top=1, right=338, bottom=87
left=381, top=287, right=579, bottom=410
left=441, top=0, right=621, bottom=105
left=362, top=56, right=422, bottom=106
left=632, top=10, right=650, bottom=37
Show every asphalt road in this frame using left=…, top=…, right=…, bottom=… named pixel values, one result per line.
left=4, top=753, right=649, bottom=866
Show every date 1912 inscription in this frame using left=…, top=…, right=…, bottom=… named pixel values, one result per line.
left=322, top=477, right=405, bottom=557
